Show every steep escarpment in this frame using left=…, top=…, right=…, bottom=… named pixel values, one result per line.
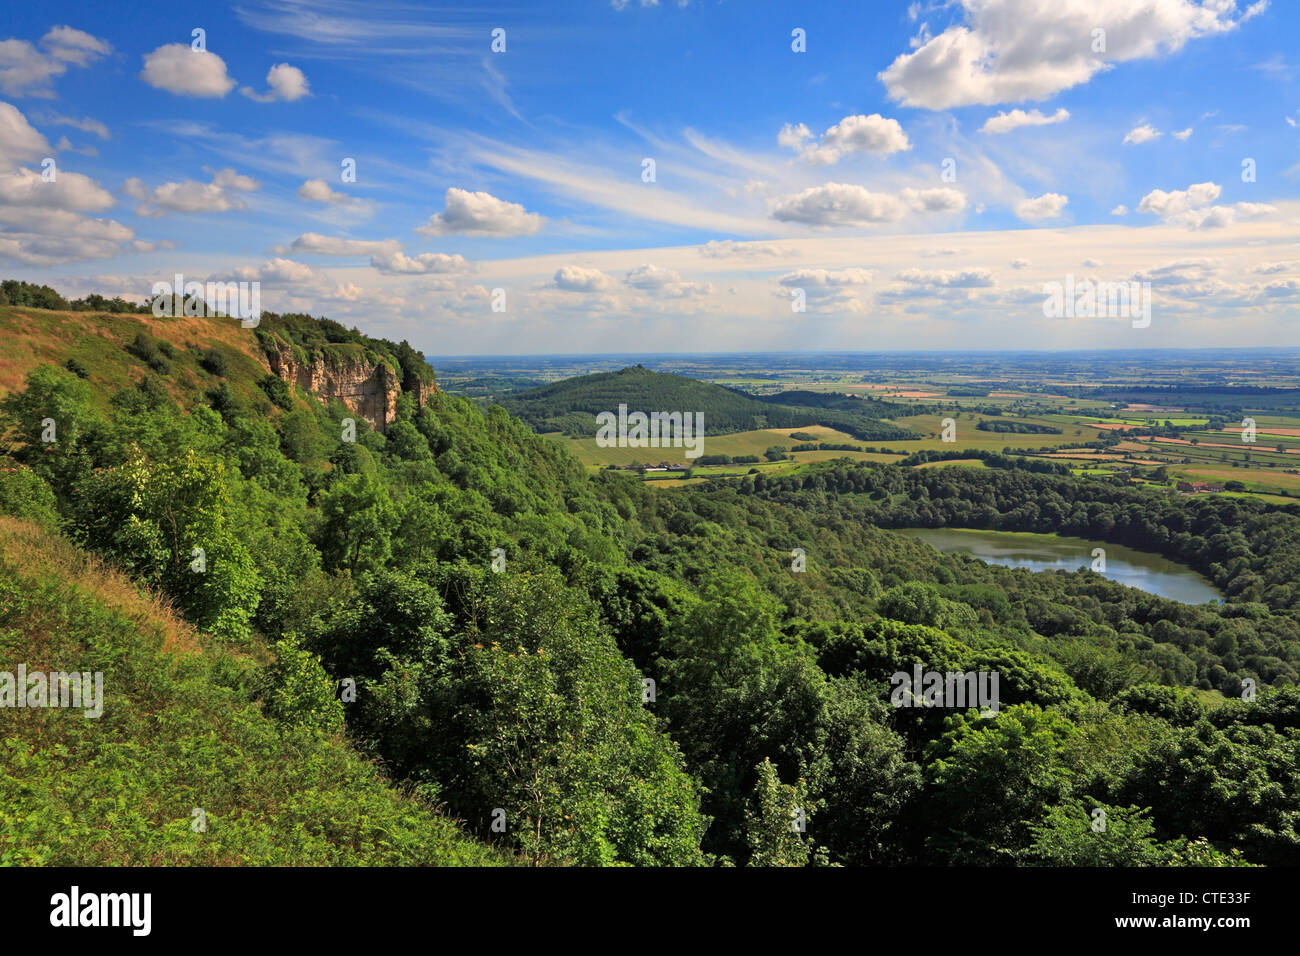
left=254, top=313, right=436, bottom=433
left=265, top=340, right=404, bottom=431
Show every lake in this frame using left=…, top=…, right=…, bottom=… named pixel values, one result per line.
left=898, top=527, right=1223, bottom=604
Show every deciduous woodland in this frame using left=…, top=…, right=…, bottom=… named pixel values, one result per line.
left=1, top=300, right=1297, bottom=866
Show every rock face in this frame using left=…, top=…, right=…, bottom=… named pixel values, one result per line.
left=266, top=343, right=427, bottom=432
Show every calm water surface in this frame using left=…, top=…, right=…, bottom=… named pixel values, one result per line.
left=899, top=527, right=1223, bottom=604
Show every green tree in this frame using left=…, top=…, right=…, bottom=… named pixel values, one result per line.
left=315, top=471, right=398, bottom=574
left=744, top=758, right=813, bottom=866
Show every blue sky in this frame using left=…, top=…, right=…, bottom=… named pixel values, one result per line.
left=2, top=0, right=1299, bottom=354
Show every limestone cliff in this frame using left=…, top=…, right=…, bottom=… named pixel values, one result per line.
left=265, top=342, right=427, bottom=432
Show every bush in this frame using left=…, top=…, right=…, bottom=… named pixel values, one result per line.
left=259, top=374, right=293, bottom=410
left=262, top=634, right=345, bottom=734
left=125, top=331, right=170, bottom=374
left=199, top=348, right=229, bottom=377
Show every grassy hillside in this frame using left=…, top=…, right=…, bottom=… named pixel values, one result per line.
left=0, top=515, right=506, bottom=866
left=0, top=304, right=273, bottom=413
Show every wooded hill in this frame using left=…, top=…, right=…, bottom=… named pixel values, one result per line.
left=500, top=365, right=918, bottom=441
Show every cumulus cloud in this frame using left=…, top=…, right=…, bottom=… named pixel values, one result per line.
left=1135, top=180, right=1274, bottom=228
left=1111, top=204, right=1129, bottom=216
left=879, top=0, right=1264, bottom=109
left=0, top=166, right=113, bottom=211
left=770, top=182, right=968, bottom=227
left=784, top=113, right=911, bottom=164
left=124, top=167, right=258, bottom=216
left=552, top=265, right=617, bottom=292
left=979, top=107, right=1070, bottom=134
left=776, top=267, right=872, bottom=312
left=0, top=102, right=133, bottom=265
left=778, top=268, right=873, bottom=289
left=1123, top=122, right=1162, bottom=144
left=241, top=63, right=310, bottom=102
left=140, top=43, right=237, bottom=97
left=1014, top=192, right=1069, bottom=222
left=896, top=267, right=996, bottom=288
left=0, top=26, right=111, bottom=97
left=416, top=188, right=543, bottom=237
left=370, top=249, right=469, bottom=275
left=0, top=102, right=51, bottom=168
left=626, top=264, right=711, bottom=298
left=900, top=187, right=967, bottom=213
left=1173, top=127, right=1193, bottom=140
left=770, top=183, right=904, bottom=226
left=234, top=258, right=316, bottom=283
left=777, top=123, right=812, bottom=150
left=298, top=178, right=348, bottom=204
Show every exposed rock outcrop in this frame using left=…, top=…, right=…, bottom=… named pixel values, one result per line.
left=265, top=342, right=427, bottom=432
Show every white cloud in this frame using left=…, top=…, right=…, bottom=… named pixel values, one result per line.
left=552, top=265, right=617, bottom=292
left=0, top=102, right=133, bottom=265
left=241, top=63, right=310, bottom=102
left=140, top=43, right=237, bottom=98
left=233, top=258, right=317, bottom=283
left=1133, top=181, right=1273, bottom=228
left=0, top=26, right=111, bottom=97
left=979, top=107, right=1070, bottom=134
left=900, top=187, right=967, bottom=212
left=1173, top=127, right=1193, bottom=140
left=699, top=240, right=796, bottom=258
left=777, top=268, right=873, bottom=288
left=626, top=263, right=711, bottom=297
left=770, top=183, right=904, bottom=226
left=1015, top=192, right=1069, bottom=222
left=0, top=166, right=113, bottom=211
left=896, top=267, right=995, bottom=288
left=370, top=249, right=469, bottom=275
left=777, top=123, right=812, bottom=150
left=879, top=0, right=1264, bottom=109
left=42, top=112, right=109, bottom=140
left=283, top=233, right=399, bottom=257
left=0, top=101, right=51, bottom=167
left=1134, top=258, right=1218, bottom=283
left=298, top=178, right=347, bottom=203
left=260, top=258, right=316, bottom=282
left=124, top=167, right=258, bottom=216
left=786, top=113, right=911, bottom=164
left=1123, top=122, right=1162, bottom=145
left=416, top=187, right=543, bottom=237
left=1111, top=204, right=1129, bottom=216
left=770, top=182, right=968, bottom=227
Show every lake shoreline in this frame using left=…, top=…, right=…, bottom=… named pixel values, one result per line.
left=897, top=527, right=1223, bottom=605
